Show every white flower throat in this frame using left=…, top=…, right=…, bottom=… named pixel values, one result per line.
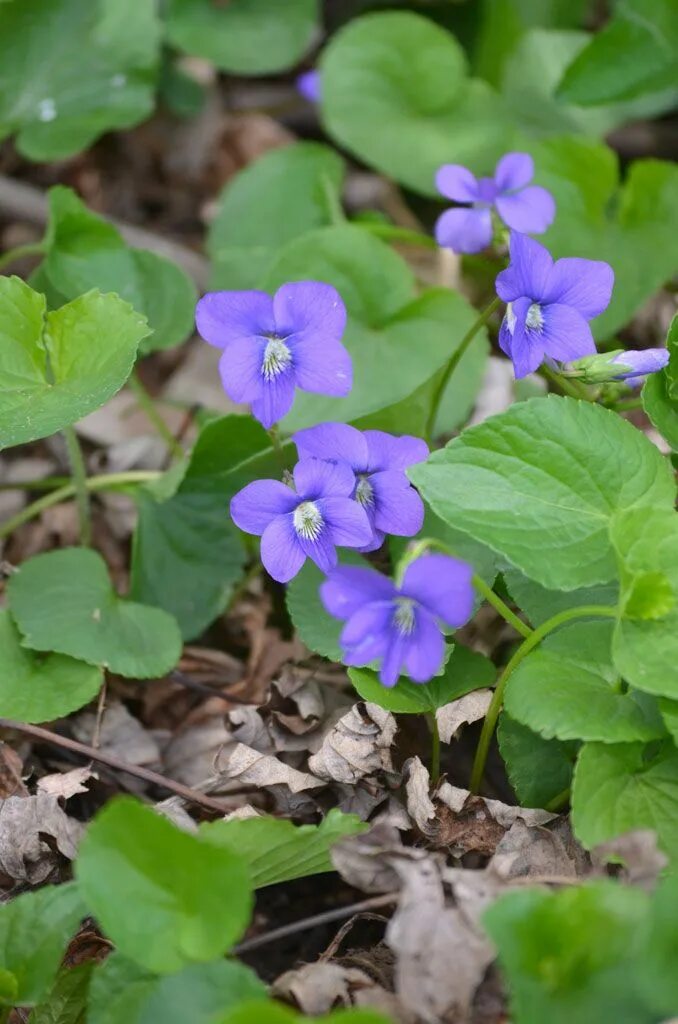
left=262, top=337, right=292, bottom=380
left=293, top=501, right=323, bottom=541
left=506, top=301, right=544, bottom=335
left=393, top=597, right=416, bottom=635
left=355, top=475, right=374, bottom=508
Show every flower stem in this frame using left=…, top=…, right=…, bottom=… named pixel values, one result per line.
left=0, top=471, right=159, bottom=540
left=611, top=396, right=643, bottom=413
left=0, top=241, right=45, bottom=272
left=62, top=426, right=92, bottom=546
left=129, top=370, right=184, bottom=459
left=472, top=574, right=532, bottom=639
left=268, top=425, right=287, bottom=473
left=469, top=603, right=619, bottom=794
left=428, top=712, right=441, bottom=782
left=541, top=365, right=594, bottom=401
left=425, top=295, right=501, bottom=444
left=544, top=787, right=571, bottom=813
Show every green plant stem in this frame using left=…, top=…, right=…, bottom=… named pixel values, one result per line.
left=0, top=241, right=44, bottom=272
left=542, top=364, right=594, bottom=401
left=62, top=426, right=92, bottom=546
left=0, top=471, right=159, bottom=539
left=469, top=603, right=619, bottom=794
left=0, top=475, right=71, bottom=491
left=472, top=574, right=532, bottom=639
left=268, top=425, right=287, bottom=473
left=612, top=396, right=643, bottom=413
left=129, top=370, right=184, bottom=459
left=425, top=295, right=501, bottom=444
left=429, top=712, right=441, bottom=781
left=545, top=787, right=571, bottom=813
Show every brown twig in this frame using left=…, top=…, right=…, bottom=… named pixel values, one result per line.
left=233, top=893, right=398, bottom=955
left=0, top=717, right=233, bottom=815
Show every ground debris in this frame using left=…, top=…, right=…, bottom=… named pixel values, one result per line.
left=435, top=691, right=493, bottom=744
left=0, top=794, right=82, bottom=886
left=37, top=766, right=98, bottom=801
left=308, top=703, right=398, bottom=785
left=273, top=961, right=409, bottom=1022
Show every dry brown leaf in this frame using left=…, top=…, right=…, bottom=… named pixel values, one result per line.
left=488, top=819, right=579, bottom=881
left=273, top=962, right=391, bottom=1017
left=215, top=742, right=324, bottom=794
left=403, top=756, right=436, bottom=833
left=592, top=829, right=668, bottom=888
left=163, top=720, right=232, bottom=786
left=308, top=703, right=397, bottom=785
left=0, top=744, right=28, bottom=798
left=37, top=767, right=97, bottom=800
left=435, top=690, right=493, bottom=744
left=332, top=822, right=422, bottom=895
left=72, top=702, right=160, bottom=766
left=0, top=794, right=83, bottom=885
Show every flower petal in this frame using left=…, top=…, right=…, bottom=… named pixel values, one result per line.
left=230, top=479, right=298, bottom=535
left=293, top=423, right=368, bottom=471
left=297, top=527, right=338, bottom=574
left=293, top=458, right=355, bottom=500
left=544, top=258, right=614, bottom=320
left=320, top=497, right=374, bottom=548
left=195, top=290, right=274, bottom=349
left=510, top=322, right=545, bottom=379
left=290, top=336, right=353, bottom=397
left=404, top=609, right=445, bottom=683
left=260, top=515, right=306, bottom=583
left=496, top=232, right=553, bottom=303
left=498, top=316, right=513, bottom=357
left=273, top=281, right=347, bottom=340
left=379, top=632, right=409, bottom=688
left=340, top=601, right=393, bottom=667
left=541, top=304, right=596, bottom=362
left=434, top=207, right=493, bottom=254
left=495, top=186, right=555, bottom=234
left=363, top=431, right=429, bottom=472
left=218, top=339, right=264, bottom=403
left=358, top=526, right=386, bottom=554
left=401, top=554, right=474, bottom=627
left=494, top=152, right=534, bottom=193
left=435, top=164, right=479, bottom=203
left=370, top=471, right=424, bottom=538
left=296, top=69, right=321, bottom=103
left=321, top=566, right=396, bottom=620
left=611, top=348, right=669, bottom=379
left=250, top=371, right=296, bottom=429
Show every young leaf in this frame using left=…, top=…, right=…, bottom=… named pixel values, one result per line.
left=76, top=798, right=253, bottom=974
left=0, top=278, right=149, bottom=450
left=410, top=396, right=675, bottom=591
left=642, top=315, right=678, bottom=451
left=200, top=809, right=367, bottom=888
left=40, top=187, right=196, bottom=355
left=504, top=568, right=619, bottom=627
left=0, top=882, right=83, bottom=1007
left=208, top=143, right=345, bottom=291
left=8, top=548, right=182, bottom=679
left=0, top=608, right=102, bottom=723
left=30, top=962, right=93, bottom=1024
left=165, top=0, right=318, bottom=75
left=0, top=0, right=159, bottom=161
left=498, top=715, right=577, bottom=808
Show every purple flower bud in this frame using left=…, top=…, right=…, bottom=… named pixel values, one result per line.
left=321, top=554, right=474, bottom=687
left=296, top=70, right=321, bottom=104
left=434, top=152, right=555, bottom=255
left=610, top=348, right=669, bottom=381
left=195, top=282, right=351, bottom=429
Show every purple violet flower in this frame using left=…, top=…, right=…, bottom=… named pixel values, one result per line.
left=195, top=282, right=352, bottom=429
left=321, top=554, right=474, bottom=687
left=434, top=152, right=555, bottom=255
left=296, top=70, right=321, bottom=103
left=230, top=458, right=372, bottom=583
left=496, top=232, right=615, bottom=378
left=293, top=422, right=428, bottom=552
left=610, top=348, right=669, bottom=381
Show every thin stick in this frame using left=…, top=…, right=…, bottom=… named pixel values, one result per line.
left=0, top=718, right=234, bottom=815
left=62, top=426, right=92, bottom=546
left=92, top=679, right=108, bottom=750
left=129, top=370, right=184, bottom=459
left=234, top=893, right=398, bottom=955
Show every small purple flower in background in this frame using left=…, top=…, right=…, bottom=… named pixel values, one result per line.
left=610, top=348, right=669, bottom=381
left=321, top=554, right=474, bottom=687
left=293, top=422, right=428, bottom=552
left=496, top=232, right=614, bottom=379
left=195, top=282, right=351, bottom=428
left=230, top=458, right=371, bottom=583
left=296, top=70, right=321, bottom=103
left=435, top=152, right=555, bottom=255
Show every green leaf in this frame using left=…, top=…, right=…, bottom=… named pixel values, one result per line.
left=349, top=645, right=495, bottom=714
left=390, top=507, right=499, bottom=595
left=76, top=798, right=253, bottom=974
left=638, top=874, right=678, bottom=1016
left=0, top=0, right=159, bottom=161
left=483, top=883, right=651, bottom=1024
left=0, top=883, right=83, bottom=1007
left=86, top=953, right=265, bottom=1024
left=498, top=715, right=577, bottom=808
left=504, top=567, right=619, bottom=627
left=0, top=608, right=101, bottom=723
left=30, top=962, right=93, bottom=1024
left=643, top=357, right=678, bottom=453
left=200, top=809, right=367, bottom=889
left=208, top=143, right=345, bottom=291
left=216, top=1002, right=390, bottom=1024
left=131, top=415, right=285, bottom=640
left=556, top=0, right=678, bottom=105
left=40, top=187, right=196, bottom=355
left=410, top=396, right=675, bottom=591
left=286, top=550, right=366, bottom=661
left=0, top=278, right=148, bottom=450
left=264, top=226, right=490, bottom=430
left=165, top=0, right=318, bottom=75
left=611, top=508, right=678, bottom=698
left=321, top=10, right=514, bottom=196
left=8, top=548, right=182, bottom=679
left=505, top=621, right=664, bottom=744
left=572, top=740, right=678, bottom=858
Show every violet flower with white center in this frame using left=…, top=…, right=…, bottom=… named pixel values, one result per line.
left=321, top=554, right=474, bottom=687
left=609, top=349, right=669, bottom=381
left=495, top=232, right=614, bottom=379
left=296, top=69, right=321, bottom=103
left=435, top=152, right=555, bottom=255
left=195, top=281, right=352, bottom=429
left=230, top=458, right=372, bottom=583
left=293, top=422, right=428, bottom=552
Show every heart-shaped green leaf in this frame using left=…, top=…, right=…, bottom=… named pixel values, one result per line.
left=0, top=609, right=102, bottom=723
left=643, top=315, right=678, bottom=451
left=0, top=277, right=149, bottom=450
left=498, top=715, right=578, bottom=809
left=8, top=548, right=182, bottom=679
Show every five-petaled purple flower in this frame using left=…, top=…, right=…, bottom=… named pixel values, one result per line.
left=321, top=555, right=474, bottom=687
left=435, top=152, right=555, bottom=255
left=610, top=349, right=669, bottom=381
left=230, top=458, right=372, bottom=583
left=496, top=232, right=614, bottom=379
left=296, top=70, right=321, bottom=103
left=195, top=282, right=352, bottom=428
left=293, top=423, right=428, bottom=552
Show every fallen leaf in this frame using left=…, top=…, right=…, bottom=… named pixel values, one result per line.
left=403, top=757, right=436, bottom=833
left=0, top=794, right=83, bottom=884
left=435, top=690, right=493, bottom=744
left=308, top=703, right=397, bottom=785
left=71, top=702, right=160, bottom=766
left=163, top=719, right=232, bottom=786
left=37, top=767, right=97, bottom=800
left=592, top=829, right=668, bottom=889
left=488, top=819, right=579, bottom=881
left=0, top=744, right=28, bottom=798
left=332, top=823, right=423, bottom=895
left=215, top=742, right=324, bottom=794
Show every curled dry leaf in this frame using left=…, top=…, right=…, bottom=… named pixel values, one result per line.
left=154, top=797, right=199, bottom=833
left=435, top=689, right=493, bottom=744
left=273, top=961, right=406, bottom=1021
left=0, top=744, right=28, bottom=798
left=72, top=702, right=160, bottom=767
left=488, top=819, right=580, bottom=881
left=308, top=703, right=397, bottom=785
left=0, top=794, right=83, bottom=885
left=592, top=829, right=668, bottom=888
left=37, top=766, right=98, bottom=800
left=215, top=742, right=324, bottom=794
left=332, top=821, right=427, bottom=895
left=163, top=719, right=232, bottom=786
